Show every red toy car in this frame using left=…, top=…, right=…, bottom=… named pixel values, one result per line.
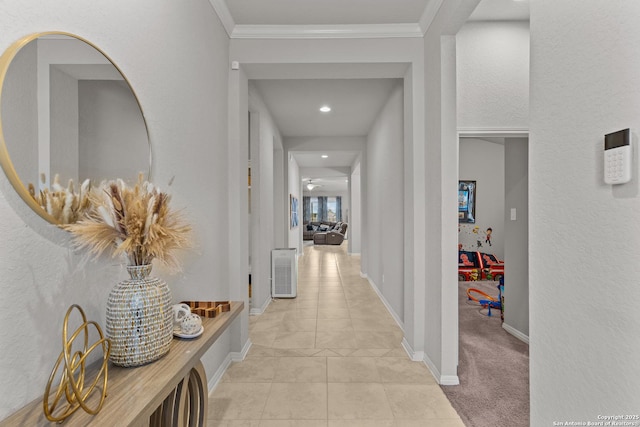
left=458, top=250, right=504, bottom=281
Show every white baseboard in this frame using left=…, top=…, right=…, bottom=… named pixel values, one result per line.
left=502, top=323, right=529, bottom=344
left=231, top=339, right=252, bottom=361
left=403, top=338, right=460, bottom=386
left=207, top=353, right=233, bottom=393
left=439, top=374, right=461, bottom=386
left=361, top=272, right=459, bottom=386
left=402, top=337, right=424, bottom=362
left=422, top=352, right=460, bottom=385
left=249, top=295, right=272, bottom=315
left=364, top=276, right=404, bottom=331
left=208, top=339, right=253, bottom=394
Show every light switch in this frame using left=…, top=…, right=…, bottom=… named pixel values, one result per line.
left=510, top=208, right=517, bottom=221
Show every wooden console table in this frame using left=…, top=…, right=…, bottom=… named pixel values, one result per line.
left=0, top=301, right=244, bottom=427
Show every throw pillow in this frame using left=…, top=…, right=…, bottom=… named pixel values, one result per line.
left=306, top=225, right=313, bottom=231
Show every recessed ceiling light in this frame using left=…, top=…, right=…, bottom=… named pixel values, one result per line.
left=321, top=155, right=329, bottom=158
left=319, top=105, right=331, bottom=113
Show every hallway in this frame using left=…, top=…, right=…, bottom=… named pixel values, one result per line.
left=208, top=243, right=464, bottom=426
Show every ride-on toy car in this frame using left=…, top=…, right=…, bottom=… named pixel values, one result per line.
left=458, top=250, right=504, bottom=281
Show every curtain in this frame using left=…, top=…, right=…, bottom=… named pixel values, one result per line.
left=303, top=196, right=311, bottom=223
left=318, top=197, right=328, bottom=221
left=336, top=196, right=342, bottom=221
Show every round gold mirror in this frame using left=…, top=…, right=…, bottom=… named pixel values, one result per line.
left=0, top=32, right=151, bottom=224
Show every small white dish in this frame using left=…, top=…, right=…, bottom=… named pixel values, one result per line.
left=173, top=325, right=204, bottom=339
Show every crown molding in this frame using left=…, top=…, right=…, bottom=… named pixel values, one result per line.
left=419, top=0, right=444, bottom=34
left=457, top=127, right=529, bottom=138
left=208, top=0, right=236, bottom=37
left=230, top=23, right=424, bottom=39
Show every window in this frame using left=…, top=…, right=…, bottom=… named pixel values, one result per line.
left=327, top=197, right=337, bottom=222
left=310, top=198, right=318, bottom=222
left=304, top=196, right=342, bottom=222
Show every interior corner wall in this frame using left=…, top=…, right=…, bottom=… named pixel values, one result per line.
left=287, top=155, right=301, bottom=253
left=349, top=161, right=361, bottom=254
left=1, top=39, right=38, bottom=188
left=78, top=80, right=149, bottom=184
left=229, top=31, right=431, bottom=380
left=456, top=20, right=529, bottom=130
left=458, top=138, right=505, bottom=259
left=0, top=1, right=231, bottom=419
left=365, top=82, right=404, bottom=322
left=50, top=67, right=79, bottom=183
left=274, top=145, right=286, bottom=249
left=248, top=86, right=281, bottom=313
left=227, top=64, right=250, bottom=354
left=503, top=137, right=528, bottom=337
left=529, top=1, right=640, bottom=424
left=421, top=0, right=476, bottom=383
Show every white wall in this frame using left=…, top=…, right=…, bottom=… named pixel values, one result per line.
left=504, top=137, right=528, bottom=338
left=458, top=137, right=505, bottom=259
left=229, top=19, right=458, bottom=383
left=286, top=136, right=364, bottom=153
left=349, top=160, right=361, bottom=254
left=1, top=40, right=39, bottom=188
left=456, top=17, right=530, bottom=344
left=274, top=146, right=286, bottom=250
left=78, top=80, right=149, bottom=183
left=4, top=36, right=148, bottom=190
left=530, top=1, right=640, bottom=423
left=287, top=135, right=363, bottom=228
left=457, top=20, right=529, bottom=131
left=0, top=1, right=237, bottom=419
left=422, top=3, right=464, bottom=384
left=364, top=83, right=405, bottom=324
left=227, top=65, right=251, bottom=356
left=50, top=66, right=79, bottom=184
left=287, top=156, right=302, bottom=252
left=248, top=85, right=282, bottom=313
left=37, top=37, right=113, bottom=189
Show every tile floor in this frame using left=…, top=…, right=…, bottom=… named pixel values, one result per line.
left=208, top=243, right=465, bottom=427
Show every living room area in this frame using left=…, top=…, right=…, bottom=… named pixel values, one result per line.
left=302, top=194, right=348, bottom=245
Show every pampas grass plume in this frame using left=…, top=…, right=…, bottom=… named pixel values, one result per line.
left=63, top=176, right=191, bottom=271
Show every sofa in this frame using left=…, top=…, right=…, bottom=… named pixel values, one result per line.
left=304, top=221, right=337, bottom=240
left=306, top=222, right=348, bottom=245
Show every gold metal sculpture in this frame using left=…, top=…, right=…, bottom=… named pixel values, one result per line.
left=43, top=304, right=111, bottom=422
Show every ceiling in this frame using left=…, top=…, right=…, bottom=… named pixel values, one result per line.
left=468, top=0, right=530, bottom=21
left=221, top=0, right=529, bottom=192
left=252, top=79, right=400, bottom=138
left=226, top=0, right=431, bottom=26
left=216, top=0, right=529, bottom=30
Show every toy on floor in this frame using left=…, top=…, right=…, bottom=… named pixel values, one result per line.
left=466, top=285, right=502, bottom=317
left=498, top=276, right=504, bottom=322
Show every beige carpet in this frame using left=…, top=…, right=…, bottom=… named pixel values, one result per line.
left=441, top=281, right=530, bottom=427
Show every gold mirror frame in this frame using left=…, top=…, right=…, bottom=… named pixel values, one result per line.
left=0, top=31, right=151, bottom=225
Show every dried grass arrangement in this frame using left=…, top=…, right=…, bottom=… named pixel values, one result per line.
left=63, top=174, right=191, bottom=269
left=28, top=174, right=92, bottom=224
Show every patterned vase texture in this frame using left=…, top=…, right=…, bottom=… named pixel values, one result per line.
left=106, top=264, right=172, bottom=367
